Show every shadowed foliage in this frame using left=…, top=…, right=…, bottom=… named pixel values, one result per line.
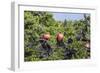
left=24, top=11, right=90, bottom=61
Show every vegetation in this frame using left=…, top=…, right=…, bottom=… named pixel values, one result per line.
left=24, top=11, right=90, bottom=61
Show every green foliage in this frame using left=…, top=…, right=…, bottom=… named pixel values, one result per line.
left=24, top=11, right=90, bottom=61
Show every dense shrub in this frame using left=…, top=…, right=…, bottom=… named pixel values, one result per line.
left=24, top=11, right=90, bottom=61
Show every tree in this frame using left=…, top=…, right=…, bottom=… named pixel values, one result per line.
left=24, top=11, right=90, bottom=61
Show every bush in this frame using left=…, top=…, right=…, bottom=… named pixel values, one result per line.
left=24, top=11, right=90, bottom=61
